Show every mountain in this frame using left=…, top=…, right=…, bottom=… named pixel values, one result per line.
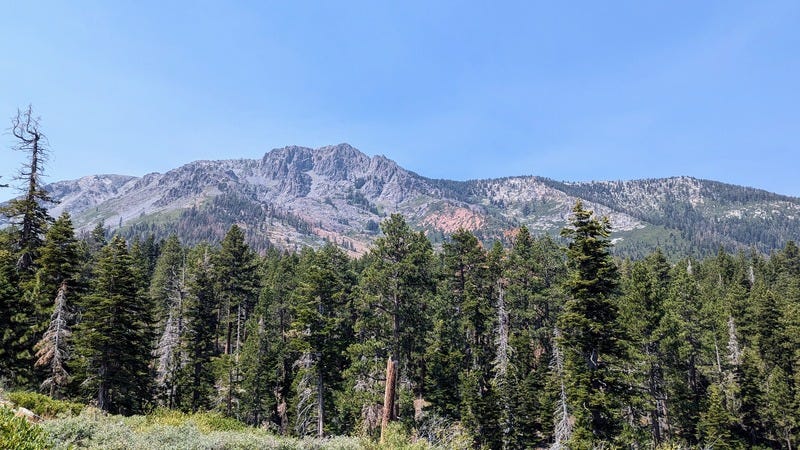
left=20, top=143, right=800, bottom=258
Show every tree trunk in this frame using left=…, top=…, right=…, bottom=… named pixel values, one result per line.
left=380, top=357, right=397, bottom=444
left=317, top=368, right=324, bottom=438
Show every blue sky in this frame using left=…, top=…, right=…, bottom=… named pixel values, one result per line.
left=1, top=1, right=799, bottom=197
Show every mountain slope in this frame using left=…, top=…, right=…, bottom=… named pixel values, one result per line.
left=23, top=144, right=800, bottom=257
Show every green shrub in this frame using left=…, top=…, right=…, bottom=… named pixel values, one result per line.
left=361, top=423, right=432, bottom=450
left=189, top=411, right=248, bottom=432
left=139, top=409, right=247, bottom=433
left=0, top=406, right=52, bottom=450
left=7, top=391, right=83, bottom=418
left=42, top=408, right=364, bottom=449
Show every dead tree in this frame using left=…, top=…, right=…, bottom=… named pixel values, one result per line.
left=380, top=356, right=397, bottom=443
left=34, top=282, right=72, bottom=398
left=1, top=105, right=54, bottom=271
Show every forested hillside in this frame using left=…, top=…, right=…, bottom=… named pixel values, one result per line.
left=2, top=191, right=799, bottom=447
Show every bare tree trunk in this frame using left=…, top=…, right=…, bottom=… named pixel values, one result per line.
left=317, top=367, right=324, bottom=438
left=380, top=357, right=397, bottom=444
left=551, top=328, right=572, bottom=450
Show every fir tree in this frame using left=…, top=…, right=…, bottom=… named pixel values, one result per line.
left=213, top=225, right=259, bottom=415
left=558, top=201, right=626, bottom=446
left=177, top=244, right=218, bottom=412
left=35, top=212, right=80, bottom=299
left=698, top=383, right=741, bottom=449
left=0, top=229, right=23, bottom=382
left=659, top=260, right=709, bottom=444
left=618, top=249, right=671, bottom=444
left=74, top=236, right=155, bottom=414
left=241, top=251, right=299, bottom=432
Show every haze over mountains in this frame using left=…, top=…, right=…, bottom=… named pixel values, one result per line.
left=28, top=144, right=800, bottom=258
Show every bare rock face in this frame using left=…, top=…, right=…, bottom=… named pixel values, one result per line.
left=17, top=143, right=800, bottom=257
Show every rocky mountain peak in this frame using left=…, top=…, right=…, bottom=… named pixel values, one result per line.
left=5, top=143, right=797, bottom=259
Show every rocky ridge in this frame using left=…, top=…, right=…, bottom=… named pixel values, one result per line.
left=15, top=143, right=800, bottom=258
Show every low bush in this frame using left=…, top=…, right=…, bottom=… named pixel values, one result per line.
left=41, top=408, right=364, bottom=449
left=141, top=408, right=247, bottom=433
left=0, top=405, right=52, bottom=450
left=7, top=391, right=84, bottom=418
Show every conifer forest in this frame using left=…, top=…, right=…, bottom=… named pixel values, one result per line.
left=2, top=110, right=800, bottom=449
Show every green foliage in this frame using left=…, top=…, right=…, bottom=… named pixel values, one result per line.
left=175, top=244, right=218, bottom=413
left=7, top=391, right=83, bottom=418
left=363, top=422, right=431, bottom=450
left=41, top=408, right=362, bottom=449
left=348, top=214, right=435, bottom=434
left=698, top=384, right=742, bottom=450
left=73, top=236, right=155, bottom=414
left=558, top=201, right=627, bottom=446
left=0, top=405, right=52, bottom=450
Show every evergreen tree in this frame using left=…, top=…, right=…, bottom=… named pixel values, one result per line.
left=698, top=383, right=741, bottom=449
left=659, top=260, right=710, bottom=444
left=288, top=245, right=354, bottom=437
left=74, top=236, right=154, bottom=414
left=618, top=249, right=671, bottom=444
left=558, top=201, right=626, bottom=446
left=26, top=212, right=82, bottom=388
left=736, top=347, right=766, bottom=445
left=149, top=235, right=187, bottom=408
left=213, top=225, right=259, bottom=415
left=763, top=365, right=796, bottom=449
left=504, top=229, right=565, bottom=447
left=86, top=221, right=108, bottom=256
left=347, top=214, right=434, bottom=435
left=0, top=230, right=21, bottom=382
left=35, top=212, right=80, bottom=299
left=177, top=244, right=218, bottom=412
left=240, top=251, right=299, bottom=432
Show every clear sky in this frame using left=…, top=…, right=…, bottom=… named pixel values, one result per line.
left=1, top=1, right=799, bottom=197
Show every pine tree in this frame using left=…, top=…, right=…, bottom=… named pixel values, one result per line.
left=618, top=249, right=671, bottom=444
left=288, top=245, right=354, bottom=437
left=214, top=225, right=259, bottom=415
left=33, top=282, right=72, bottom=398
left=149, top=235, right=187, bottom=408
left=558, top=201, right=626, bottom=446
left=505, top=229, right=565, bottom=447
left=74, top=236, right=154, bottom=414
left=347, top=214, right=434, bottom=435
left=240, top=251, right=298, bottom=432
